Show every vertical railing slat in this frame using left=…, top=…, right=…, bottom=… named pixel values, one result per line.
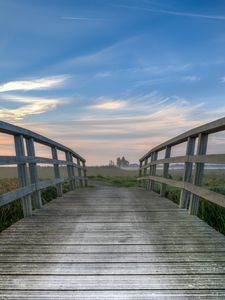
left=160, top=146, right=171, bottom=197
left=179, top=137, right=196, bottom=208
left=188, top=133, right=208, bottom=215
left=82, top=161, right=88, bottom=187
left=51, top=146, right=63, bottom=197
left=69, top=153, right=76, bottom=190
left=143, top=158, right=148, bottom=189
left=66, top=151, right=75, bottom=191
left=14, top=134, right=32, bottom=217
left=149, top=151, right=158, bottom=191
left=26, top=138, right=42, bottom=208
left=139, top=161, right=143, bottom=187
left=77, top=158, right=83, bottom=188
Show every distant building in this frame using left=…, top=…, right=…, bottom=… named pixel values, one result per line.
left=116, top=156, right=129, bottom=168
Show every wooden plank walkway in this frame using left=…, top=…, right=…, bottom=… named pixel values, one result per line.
left=0, top=183, right=225, bottom=299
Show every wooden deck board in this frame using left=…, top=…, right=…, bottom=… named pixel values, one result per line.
left=0, top=184, right=225, bottom=298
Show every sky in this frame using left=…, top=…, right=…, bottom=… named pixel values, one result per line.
left=1, top=0, right=225, bottom=165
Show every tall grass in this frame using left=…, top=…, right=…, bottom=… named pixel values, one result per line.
left=0, top=179, right=70, bottom=232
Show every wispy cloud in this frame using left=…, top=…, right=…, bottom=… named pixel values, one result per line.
left=61, top=16, right=105, bottom=21
left=0, top=94, right=67, bottom=121
left=117, top=4, right=225, bottom=21
left=90, top=97, right=127, bottom=110
left=182, top=75, right=200, bottom=82
left=133, top=64, right=191, bottom=74
left=95, top=71, right=112, bottom=78
left=25, top=93, right=218, bottom=164
left=219, top=77, right=225, bottom=83
left=0, top=75, right=69, bottom=92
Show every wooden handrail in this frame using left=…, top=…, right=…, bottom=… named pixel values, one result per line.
left=0, top=121, right=88, bottom=216
left=138, top=117, right=225, bottom=215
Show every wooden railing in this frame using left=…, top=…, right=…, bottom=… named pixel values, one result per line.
left=138, top=117, right=225, bottom=215
left=0, top=121, right=87, bottom=217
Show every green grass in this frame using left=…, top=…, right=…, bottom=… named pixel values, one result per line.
left=0, top=180, right=70, bottom=232
left=88, top=175, right=138, bottom=187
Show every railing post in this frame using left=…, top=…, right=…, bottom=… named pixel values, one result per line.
left=51, top=146, right=63, bottom=197
left=160, top=146, right=171, bottom=197
left=77, top=158, right=83, bottom=188
left=26, top=138, right=42, bottom=208
left=14, top=134, right=32, bottom=217
left=188, top=133, right=208, bottom=215
left=70, top=153, right=77, bottom=189
left=143, top=158, right=148, bottom=189
left=82, top=161, right=88, bottom=187
left=179, top=137, right=196, bottom=208
left=149, top=151, right=158, bottom=191
left=66, top=151, right=75, bottom=191
left=138, top=160, right=143, bottom=187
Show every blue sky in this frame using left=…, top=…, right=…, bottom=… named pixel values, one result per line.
left=1, top=0, right=225, bottom=164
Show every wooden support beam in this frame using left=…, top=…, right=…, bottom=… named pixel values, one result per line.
left=51, top=146, right=63, bottom=197
left=138, top=161, right=143, bottom=187
left=82, top=161, right=88, bottom=187
left=77, top=158, right=83, bottom=188
left=143, top=158, right=148, bottom=189
left=14, top=135, right=32, bottom=217
left=179, top=137, right=196, bottom=209
left=66, top=151, right=75, bottom=191
left=69, top=153, right=77, bottom=190
left=160, top=146, right=171, bottom=197
left=26, top=138, right=42, bottom=209
left=188, top=133, right=208, bottom=215
left=149, top=152, right=158, bottom=191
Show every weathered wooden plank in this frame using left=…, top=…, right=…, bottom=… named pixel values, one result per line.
left=1, top=184, right=225, bottom=297
left=0, top=155, right=81, bottom=166
left=140, top=116, right=225, bottom=161
left=51, top=146, right=63, bottom=197
left=14, top=134, right=32, bottom=217
left=1, top=262, right=225, bottom=275
left=26, top=137, right=42, bottom=209
left=1, top=290, right=225, bottom=299
left=160, top=146, right=171, bottom=196
left=1, top=252, right=225, bottom=263
left=138, top=175, right=225, bottom=209
left=11, top=212, right=209, bottom=223
left=179, top=136, right=196, bottom=208
left=140, top=154, right=225, bottom=169
left=1, top=274, right=225, bottom=290
left=0, top=120, right=85, bottom=162
left=189, top=133, right=208, bottom=215
left=0, top=235, right=224, bottom=245
left=1, top=243, right=224, bottom=253
left=6, top=222, right=218, bottom=233
left=0, top=184, right=36, bottom=207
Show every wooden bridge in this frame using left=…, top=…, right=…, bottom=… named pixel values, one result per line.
left=0, top=119, right=225, bottom=299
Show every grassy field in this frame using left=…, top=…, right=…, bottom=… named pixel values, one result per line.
left=0, top=166, right=138, bottom=179
left=0, top=166, right=225, bottom=235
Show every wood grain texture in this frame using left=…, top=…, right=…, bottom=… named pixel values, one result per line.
left=0, top=184, right=225, bottom=298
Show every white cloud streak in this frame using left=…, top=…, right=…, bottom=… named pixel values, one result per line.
left=90, top=97, right=127, bottom=110
left=0, top=75, right=69, bottom=92
left=0, top=94, right=67, bottom=121
left=117, top=5, right=225, bottom=21
left=95, top=72, right=112, bottom=78
left=62, top=16, right=105, bottom=21
left=182, top=76, right=200, bottom=82
left=220, top=77, right=225, bottom=83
